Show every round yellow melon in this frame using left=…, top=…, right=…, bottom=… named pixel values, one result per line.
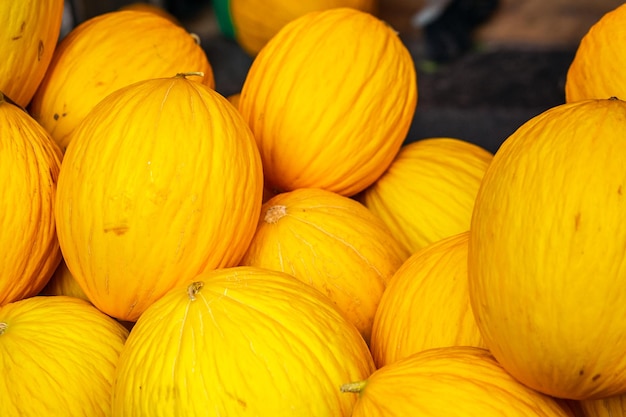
left=238, top=7, right=417, bottom=196
left=239, top=187, right=409, bottom=343
left=370, top=231, right=486, bottom=368
left=112, top=266, right=375, bottom=416
left=0, top=93, right=63, bottom=306
left=468, top=97, right=626, bottom=400
left=55, top=74, right=264, bottom=322
left=218, top=0, right=378, bottom=55
left=0, top=295, right=129, bottom=417
left=29, top=10, right=215, bottom=151
left=565, top=3, right=626, bottom=103
left=0, top=0, right=64, bottom=107
left=359, top=137, right=493, bottom=253
left=342, top=346, right=575, bottom=417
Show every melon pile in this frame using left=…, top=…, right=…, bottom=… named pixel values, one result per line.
left=2, top=1, right=626, bottom=416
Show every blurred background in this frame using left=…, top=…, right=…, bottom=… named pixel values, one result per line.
left=62, top=0, right=625, bottom=152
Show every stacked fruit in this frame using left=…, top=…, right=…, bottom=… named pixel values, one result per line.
left=2, top=1, right=626, bottom=416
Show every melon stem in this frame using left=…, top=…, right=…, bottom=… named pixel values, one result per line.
left=340, top=380, right=367, bottom=393
left=175, top=71, right=205, bottom=79
left=187, top=281, right=204, bottom=301
left=264, top=205, right=287, bottom=224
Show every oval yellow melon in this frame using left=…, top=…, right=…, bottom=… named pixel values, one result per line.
left=359, top=137, right=493, bottom=253
left=219, top=0, right=378, bottom=55
left=370, top=231, right=486, bottom=368
left=468, top=98, right=626, bottom=400
left=29, top=10, right=215, bottom=150
left=565, top=3, right=626, bottom=103
left=239, top=187, right=410, bottom=343
left=0, top=0, right=64, bottom=107
left=341, top=346, right=575, bottom=417
left=112, top=266, right=375, bottom=416
left=0, top=93, right=63, bottom=306
left=238, top=7, right=417, bottom=196
left=55, top=74, right=264, bottom=322
left=0, top=295, right=129, bottom=417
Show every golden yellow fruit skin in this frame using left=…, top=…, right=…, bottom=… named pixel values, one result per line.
left=345, top=346, right=574, bottom=417
left=0, top=0, right=64, bottom=107
left=0, top=96, right=63, bottom=306
left=239, top=7, right=417, bottom=197
left=370, top=231, right=486, bottom=368
left=0, top=295, right=129, bottom=417
left=230, top=0, right=377, bottom=55
left=29, top=10, right=215, bottom=150
left=40, top=258, right=89, bottom=302
left=580, top=393, right=626, bottom=417
left=360, top=137, right=493, bottom=253
left=55, top=75, right=264, bottom=322
left=112, top=266, right=375, bottom=416
left=468, top=98, right=626, bottom=400
left=239, top=188, right=409, bottom=343
left=565, top=3, right=626, bottom=103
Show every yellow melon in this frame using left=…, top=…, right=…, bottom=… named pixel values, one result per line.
left=239, top=187, right=409, bottom=343
left=469, top=97, right=626, bottom=400
left=0, top=93, right=62, bottom=306
left=29, top=10, right=214, bottom=150
left=370, top=231, right=486, bottom=368
left=238, top=7, right=417, bottom=196
left=359, top=137, right=493, bottom=253
left=40, top=258, right=89, bottom=302
left=220, top=0, right=378, bottom=55
left=112, top=266, right=375, bottom=416
left=0, top=295, right=129, bottom=417
left=342, top=346, right=575, bottom=417
left=55, top=73, right=264, bottom=322
left=565, top=3, right=626, bottom=103
left=0, top=0, right=64, bottom=107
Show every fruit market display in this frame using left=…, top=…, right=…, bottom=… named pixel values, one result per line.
left=358, top=137, right=493, bottom=253
left=239, top=187, right=410, bottom=344
left=2, top=0, right=626, bottom=415
left=28, top=9, right=214, bottom=150
left=213, top=0, right=377, bottom=55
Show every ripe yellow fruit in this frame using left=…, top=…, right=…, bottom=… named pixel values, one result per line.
left=0, top=0, right=64, bottom=107
left=239, top=187, right=410, bottom=343
left=29, top=10, right=215, bottom=150
left=469, top=97, right=626, bottom=400
left=219, top=0, right=377, bottom=55
left=239, top=7, right=417, bottom=196
left=0, top=93, right=63, bottom=306
left=0, top=295, right=129, bottom=417
left=565, top=3, right=626, bottom=102
left=40, top=258, right=89, bottom=302
left=55, top=74, right=264, bottom=322
left=370, top=231, right=486, bottom=368
left=359, top=137, right=493, bottom=253
left=112, top=266, right=375, bottom=416
left=342, top=346, right=575, bottom=417
left=580, top=393, right=626, bottom=417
